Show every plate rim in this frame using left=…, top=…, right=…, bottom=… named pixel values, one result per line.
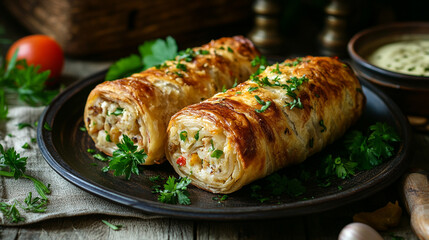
left=37, top=70, right=412, bottom=220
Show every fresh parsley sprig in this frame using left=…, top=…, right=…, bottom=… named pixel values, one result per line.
left=154, top=176, right=191, bottom=205
left=0, top=50, right=58, bottom=110
left=105, top=36, right=178, bottom=81
left=102, top=135, right=147, bottom=180
left=317, top=122, right=400, bottom=180
left=0, top=144, right=51, bottom=200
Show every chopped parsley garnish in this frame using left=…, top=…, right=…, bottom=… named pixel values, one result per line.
left=209, top=139, right=215, bottom=151
left=254, top=95, right=265, bottom=105
left=227, top=46, right=234, bottom=53
left=319, top=120, right=327, bottom=132
left=271, top=63, right=282, bottom=74
left=0, top=201, right=24, bottom=223
left=155, top=176, right=191, bottom=205
left=346, top=122, right=399, bottom=170
left=196, top=49, right=210, bottom=55
left=212, top=194, right=228, bottom=203
left=43, top=122, right=52, bottom=131
left=211, top=149, right=224, bottom=159
left=248, top=86, right=259, bottom=92
left=179, top=131, right=188, bottom=141
left=17, top=122, right=32, bottom=129
left=21, top=143, right=30, bottom=149
left=93, top=153, right=109, bottom=161
left=102, top=135, right=147, bottom=180
left=149, top=175, right=164, bottom=182
left=250, top=173, right=306, bottom=202
left=317, top=122, right=399, bottom=180
left=251, top=56, right=268, bottom=67
left=176, top=62, right=187, bottom=72
left=208, top=139, right=223, bottom=158
left=102, top=220, right=122, bottom=231
left=31, top=138, right=36, bottom=143
left=254, top=95, right=271, bottom=113
left=22, top=192, right=47, bottom=213
left=285, top=98, right=303, bottom=110
left=87, top=148, right=96, bottom=153
left=174, top=71, right=184, bottom=78
left=105, top=131, right=111, bottom=142
left=232, top=78, right=238, bottom=88
left=110, top=107, right=124, bottom=116
left=79, top=126, right=87, bottom=132
left=284, top=57, right=303, bottom=67
left=194, top=130, right=200, bottom=141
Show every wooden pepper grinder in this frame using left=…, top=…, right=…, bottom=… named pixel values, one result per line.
left=318, top=0, right=351, bottom=57
left=248, top=0, right=283, bottom=55
left=402, top=170, right=429, bottom=239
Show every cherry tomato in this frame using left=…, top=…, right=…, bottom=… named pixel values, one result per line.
left=6, top=35, right=64, bottom=82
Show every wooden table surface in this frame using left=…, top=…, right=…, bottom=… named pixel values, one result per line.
left=1, top=6, right=428, bottom=240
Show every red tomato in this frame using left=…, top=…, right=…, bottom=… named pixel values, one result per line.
left=6, top=35, right=64, bottom=82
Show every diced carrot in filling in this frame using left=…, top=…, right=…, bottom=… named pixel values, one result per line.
left=189, top=153, right=200, bottom=166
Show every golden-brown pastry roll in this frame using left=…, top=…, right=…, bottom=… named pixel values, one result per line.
left=165, top=56, right=365, bottom=194
left=84, top=36, right=260, bottom=165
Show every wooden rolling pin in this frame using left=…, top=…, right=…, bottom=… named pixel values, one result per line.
left=402, top=170, right=429, bottom=240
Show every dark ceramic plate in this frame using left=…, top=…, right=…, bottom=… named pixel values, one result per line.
left=37, top=70, right=411, bottom=220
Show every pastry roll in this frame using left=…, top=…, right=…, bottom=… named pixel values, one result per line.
left=165, top=56, right=365, bottom=194
left=84, top=36, right=260, bottom=165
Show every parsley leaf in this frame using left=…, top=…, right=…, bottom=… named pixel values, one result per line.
left=211, top=149, right=223, bottom=159
left=8, top=60, right=57, bottom=106
left=179, top=131, right=188, bottom=141
left=22, top=192, right=47, bottom=213
left=157, top=176, right=191, bottom=205
left=139, top=36, right=178, bottom=69
left=106, top=37, right=178, bottom=81
left=0, top=201, right=24, bottom=223
left=102, top=220, right=122, bottom=231
left=109, top=107, right=124, bottom=116
left=105, top=54, right=143, bottom=81
left=251, top=56, right=267, bottom=67
left=0, top=144, right=27, bottom=179
left=17, top=122, right=32, bottom=129
left=194, top=130, right=200, bottom=141
left=212, top=194, right=228, bottom=203
left=104, top=135, right=147, bottom=180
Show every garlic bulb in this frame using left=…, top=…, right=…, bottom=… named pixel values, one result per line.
left=338, top=222, right=383, bottom=240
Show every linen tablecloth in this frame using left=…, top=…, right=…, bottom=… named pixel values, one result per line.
left=0, top=105, right=161, bottom=226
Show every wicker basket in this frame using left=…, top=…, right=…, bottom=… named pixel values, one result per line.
left=4, top=0, right=253, bottom=57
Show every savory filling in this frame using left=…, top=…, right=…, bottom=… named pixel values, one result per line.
left=170, top=119, right=238, bottom=189
left=86, top=98, right=146, bottom=155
